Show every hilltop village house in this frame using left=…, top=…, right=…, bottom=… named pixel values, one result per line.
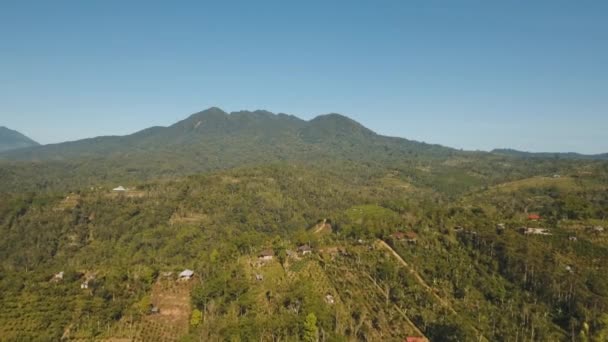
left=113, top=186, right=127, bottom=192
left=405, top=337, right=429, bottom=342
left=51, top=271, right=64, bottom=283
left=592, top=226, right=605, bottom=233
left=179, top=269, right=194, bottom=281
left=520, top=227, right=552, bottom=236
left=81, top=274, right=95, bottom=289
left=298, top=245, right=312, bottom=255
left=405, top=231, right=418, bottom=243
left=392, top=231, right=418, bottom=243
left=391, top=232, right=406, bottom=241
left=258, top=250, right=274, bottom=261
left=528, top=214, right=541, bottom=221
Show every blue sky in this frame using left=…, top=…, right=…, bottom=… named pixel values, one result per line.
left=1, top=1, right=606, bottom=153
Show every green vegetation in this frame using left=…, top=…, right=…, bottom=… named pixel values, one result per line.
left=1, top=109, right=607, bottom=341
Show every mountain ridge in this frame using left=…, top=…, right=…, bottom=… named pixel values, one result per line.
left=0, top=107, right=455, bottom=161
left=0, top=126, right=39, bottom=152
left=492, top=148, right=608, bottom=160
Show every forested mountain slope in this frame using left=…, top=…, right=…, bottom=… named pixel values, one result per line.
left=0, top=108, right=460, bottom=192
left=1, top=108, right=608, bottom=341
left=1, top=161, right=608, bottom=341
left=0, top=126, right=39, bottom=152
left=1, top=108, right=601, bottom=195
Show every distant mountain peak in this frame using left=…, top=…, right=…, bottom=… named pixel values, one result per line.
left=189, top=107, right=228, bottom=119
left=306, top=112, right=375, bottom=136
left=0, top=126, right=39, bottom=152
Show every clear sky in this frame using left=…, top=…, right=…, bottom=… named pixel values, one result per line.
left=1, top=1, right=606, bottom=153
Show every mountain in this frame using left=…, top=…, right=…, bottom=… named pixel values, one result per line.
left=492, top=148, right=608, bottom=160
left=0, top=107, right=453, bottom=162
left=1, top=108, right=604, bottom=195
left=0, top=108, right=463, bottom=192
left=0, top=126, right=39, bottom=152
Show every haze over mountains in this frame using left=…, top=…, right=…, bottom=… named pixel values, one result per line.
left=0, top=107, right=448, bottom=160
left=2, top=108, right=606, bottom=162
left=2, top=107, right=607, bottom=194
left=0, top=126, right=39, bottom=152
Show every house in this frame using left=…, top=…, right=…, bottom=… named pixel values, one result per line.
left=528, top=214, right=541, bottom=221
left=405, top=337, right=428, bottom=342
left=255, top=273, right=263, bottom=281
left=496, top=223, right=506, bottom=230
left=161, top=271, right=173, bottom=278
left=568, top=236, right=578, bottom=242
left=150, top=306, right=160, bottom=314
left=405, top=232, right=418, bottom=243
left=51, top=271, right=64, bottom=282
left=258, top=250, right=274, bottom=261
left=593, top=226, right=605, bottom=233
left=565, top=265, right=574, bottom=273
left=113, top=186, right=127, bottom=192
left=325, top=294, right=335, bottom=305
left=80, top=274, right=95, bottom=289
left=521, top=227, right=552, bottom=235
left=298, top=245, right=312, bottom=255
left=552, top=174, right=561, bottom=178
left=454, top=226, right=464, bottom=233
left=391, top=232, right=406, bottom=240
left=179, top=269, right=194, bottom=281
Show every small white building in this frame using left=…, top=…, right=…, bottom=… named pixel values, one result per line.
left=51, top=271, right=64, bottom=283
left=298, top=245, right=312, bottom=256
left=522, top=227, right=552, bottom=235
left=179, top=269, right=194, bottom=281
left=113, top=186, right=127, bottom=192
left=258, top=250, right=274, bottom=261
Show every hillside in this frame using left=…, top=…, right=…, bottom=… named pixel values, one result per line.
left=1, top=163, right=607, bottom=340
left=1, top=109, right=608, bottom=341
left=0, top=126, right=39, bottom=152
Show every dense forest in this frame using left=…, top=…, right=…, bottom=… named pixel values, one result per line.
left=1, top=110, right=607, bottom=341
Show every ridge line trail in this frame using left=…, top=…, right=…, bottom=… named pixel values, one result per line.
left=376, top=239, right=488, bottom=342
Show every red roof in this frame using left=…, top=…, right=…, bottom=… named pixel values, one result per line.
left=405, top=232, right=418, bottom=240
left=528, top=214, right=540, bottom=220
left=391, top=232, right=406, bottom=240
left=405, top=337, right=428, bottom=342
